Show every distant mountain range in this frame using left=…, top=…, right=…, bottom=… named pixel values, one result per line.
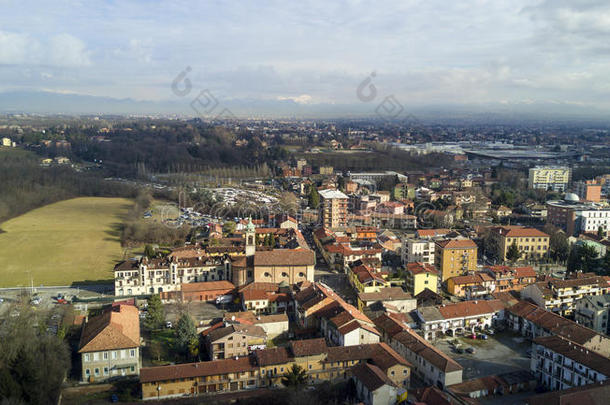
left=0, top=90, right=608, bottom=124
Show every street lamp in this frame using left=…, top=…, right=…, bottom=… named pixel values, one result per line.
left=157, top=385, right=161, bottom=400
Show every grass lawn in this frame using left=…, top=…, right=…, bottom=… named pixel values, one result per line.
left=0, top=197, right=133, bottom=287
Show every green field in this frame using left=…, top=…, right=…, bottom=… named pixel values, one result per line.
left=0, top=197, right=133, bottom=287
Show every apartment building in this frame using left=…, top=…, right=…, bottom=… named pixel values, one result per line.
left=483, top=265, right=537, bottom=292
left=446, top=273, right=495, bottom=298
left=546, top=196, right=610, bottom=236
left=574, top=294, right=610, bottom=335
left=531, top=336, right=609, bottom=391
left=490, top=226, right=549, bottom=262
left=521, top=275, right=609, bottom=316
left=528, top=166, right=571, bottom=191
left=373, top=313, right=463, bottom=389
left=318, top=189, right=348, bottom=229
left=348, top=263, right=390, bottom=293
left=140, top=340, right=410, bottom=400
left=434, top=239, right=478, bottom=282
left=506, top=300, right=610, bottom=357
left=401, top=238, right=435, bottom=266
left=78, top=304, right=140, bottom=382
left=405, top=262, right=439, bottom=296
left=574, top=180, right=602, bottom=202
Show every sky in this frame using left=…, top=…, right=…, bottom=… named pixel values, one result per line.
left=2, top=0, right=610, bottom=113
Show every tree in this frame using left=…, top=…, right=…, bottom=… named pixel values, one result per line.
left=144, top=294, right=165, bottom=330
left=269, top=233, right=276, bottom=248
left=506, top=241, right=521, bottom=263
left=549, top=231, right=569, bottom=263
left=144, top=244, right=156, bottom=259
left=308, top=186, right=319, bottom=209
left=567, top=244, right=599, bottom=274
left=598, top=226, right=605, bottom=239
left=175, top=313, right=197, bottom=355
left=281, top=364, right=308, bottom=388
left=149, top=341, right=162, bottom=362
left=223, top=220, right=236, bottom=235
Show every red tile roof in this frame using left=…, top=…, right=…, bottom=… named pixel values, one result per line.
left=78, top=305, right=140, bottom=353
left=435, top=239, right=477, bottom=249
left=140, top=357, right=256, bottom=383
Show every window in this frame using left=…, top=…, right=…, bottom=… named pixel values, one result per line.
left=85, top=369, right=90, bottom=376
left=130, top=349, right=135, bottom=358
left=103, top=352, right=108, bottom=360
left=94, top=368, right=100, bottom=376
left=281, top=272, right=288, bottom=277
left=85, top=353, right=90, bottom=362
left=103, top=367, right=109, bottom=376
left=93, top=353, right=99, bottom=361
left=112, top=351, right=117, bottom=359
left=130, top=366, right=135, bottom=372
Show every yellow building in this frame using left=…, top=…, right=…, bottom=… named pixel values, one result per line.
left=434, top=239, right=478, bottom=282
left=140, top=339, right=411, bottom=400
left=405, top=262, right=438, bottom=296
left=348, top=264, right=390, bottom=293
left=491, top=226, right=549, bottom=262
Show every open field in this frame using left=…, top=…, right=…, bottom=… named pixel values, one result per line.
left=0, top=197, right=133, bottom=287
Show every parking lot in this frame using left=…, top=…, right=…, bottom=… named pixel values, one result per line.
left=434, top=331, right=532, bottom=380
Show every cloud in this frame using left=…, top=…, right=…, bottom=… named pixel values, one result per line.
left=0, top=31, right=90, bottom=67
left=277, top=94, right=313, bottom=104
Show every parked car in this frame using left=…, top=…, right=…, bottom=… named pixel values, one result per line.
left=455, top=346, right=465, bottom=354
left=215, top=295, right=233, bottom=305
left=485, top=329, right=495, bottom=335
left=466, top=347, right=476, bottom=354
left=165, top=321, right=173, bottom=329
left=478, top=333, right=488, bottom=340
left=469, top=333, right=477, bottom=339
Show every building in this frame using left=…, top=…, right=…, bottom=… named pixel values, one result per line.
left=574, top=180, right=602, bottom=202
left=357, top=287, right=416, bottom=313
left=526, top=380, right=610, bottom=405
left=416, top=299, right=505, bottom=340
left=482, top=265, right=537, bottom=293
left=348, top=263, right=390, bottom=294
left=114, top=255, right=231, bottom=296
left=521, top=275, right=609, bottom=316
left=531, top=335, right=610, bottom=391
left=78, top=304, right=140, bottom=382
left=573, top=294, right=610, bottom=335
left=506, top=300, right=610, bottom=357
left=351, top=362, right=399, bottom=405
left=405, top=262, right=439, bottom=296
left=401, top=238, right=435, bottom=266
left=446, top=273, right=495, bottom=298
left=318, top=189, right=348, bottom=229
left=204, top=323, right=267, bottom=360
left=434, top=239, right=478, bottom=282
left=373, top=313, right=463, bottom=389
left=528, top=166, right=571, bottom=191
left=161, top=280, right=235, bottom=302
left=140, top=340, right=411, bottom=400
left=490, top=226, right=549, bottom=262
left=547, top=194, right=610, bottom=236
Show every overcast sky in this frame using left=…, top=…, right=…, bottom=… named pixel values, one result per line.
left=2, top=0, right=610, bottom=111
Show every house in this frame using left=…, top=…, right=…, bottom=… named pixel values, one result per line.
left=220, top=312, right=289, bottom=339
left=434, top=239, right=478, bottom=282
left=446, top=273, right=495, bottom=298
left=78, top=304, right=140, bottom=382
left=506, top=300, right=610, bottom=356
left=348, top=263, right=390, bottom=293
left=574, top=294, right=610, bottom=335
left=416, top=299, right=505, bottom=340
left=531, top=335, right=610, bottom=391
left=357, top=287, right=416, bottom=313
left=203, top=323, right=267, bottom=360
left=405, top=262, right=438, bottom=296
left=482, top=265, right=537, bottom=293
left=447, top=370, right=536, bottom=400
left=351, top=362, right=399, bottom=405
